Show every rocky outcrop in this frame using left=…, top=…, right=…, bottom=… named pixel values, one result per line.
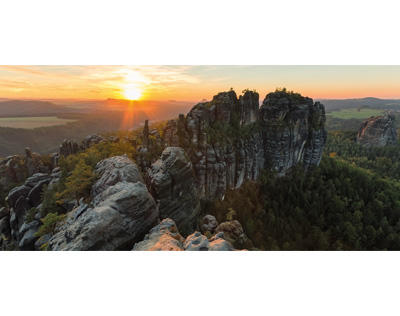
left=0, top=207, right=11, bottom=249
left=81, top=134, right=106, bottom=148
left=215, top=220, right=252, bottom=249
left=357, top=112, right=397, bottom=147
left=91, top=155, right=144, bottom=199
left=0, top=149, right=52, bottom=188
left=260, top=90, right=327, bottom=174
left=59, top=139, right=80, bottom=157
left=135, top=121, right=164, bottom=170
left=6, top=173, right=51, bottom=249
left=132, top=218, right=185, bottom=251
left=148, top=147, right=200, bottom=235
left=133, top=218, right=235, bottom=251
left=162, top=89, right=326, bottom=199
left=48, top=156, right=159, bottom=250
left=59, top=134, right=109, bottom=158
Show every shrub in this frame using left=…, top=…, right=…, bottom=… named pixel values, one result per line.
left=35, top=213, right=66, bottom=238
left=60, top=160, right=96, bottom=201
left=25, top=207, right=37, bottom=223
left=40, top=184, right=64, bottom=217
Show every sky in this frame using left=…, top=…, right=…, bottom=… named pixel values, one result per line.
left=0, top=65, right=400, bottom=101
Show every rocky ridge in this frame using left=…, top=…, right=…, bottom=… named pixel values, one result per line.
left=48, top=156, right=159, bottom=250
left=160, top=89, right=327, bottom=199
left=0, top=89, right=327, bottom=250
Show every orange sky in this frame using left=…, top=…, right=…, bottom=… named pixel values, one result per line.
left=0, top=65, right=400, bottom=101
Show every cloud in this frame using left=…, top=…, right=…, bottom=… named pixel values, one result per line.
left=0, top=65, right=46, bottom=76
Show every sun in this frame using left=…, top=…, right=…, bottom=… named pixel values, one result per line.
left=123, top=86, right=142, bottom=100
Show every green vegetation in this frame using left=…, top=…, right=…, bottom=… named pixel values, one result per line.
left=25, top=207, right=38, bottom=223
left=0, top=111, right=146, bottom=157
left=208, top=156, right=400, bottom=250
left=40, top=184, right=64, bottom=217
left=273, top=87, right=308, bottom=103
left=0, top=185, right=8, bottom=208
left=325, top=109, right=400, bottom=132
left=35, top=213, right=66, bottom=238
left=327, top=108, right=384, bottom=120
left=52, top=138, right=138, bottom=203
left=325, top=131, right=400, bottom=180
left=60, top=160, right=96, bottom=201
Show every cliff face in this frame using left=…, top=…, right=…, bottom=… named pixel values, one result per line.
left=260, top=90, right=327, bottom=174
left=163, top=89, right=327, bottom=200
left=357, top=113, right=397, bottom=147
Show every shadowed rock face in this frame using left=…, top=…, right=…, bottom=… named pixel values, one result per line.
left=48, top=156, right=159, bottom=250
left=162, top=89, right=327, bottom=199
left=0, top=149, right=53, bottom=188
left=260, top=91, right=327, bottom=174
left=148, top=147, right=200, bottom=235
left=357, top=113, right=397, bottom=147
left=5, top=173, right=51, bottom=249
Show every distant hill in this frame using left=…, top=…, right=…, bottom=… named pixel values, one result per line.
left=0, top=98, right=196, bottom=121
left=0, top=100, right=76, bottom=117
left=318, top=97, right=400, bottom=112
left=0, top=111, right=148, bottom=156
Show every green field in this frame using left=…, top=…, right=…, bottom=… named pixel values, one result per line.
left=0, top=116, right=76, bottom=129
left=327, top=108, right=384, bottom=119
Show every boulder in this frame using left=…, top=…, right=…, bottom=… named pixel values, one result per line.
left=201, top=214, right=218, bottom=233
left=133, top=218, right=236, bottom=251
left=215, top=220, right=251, bottom=249
left=208, top=232, right=235, bottom=251
left=183, top=231, right=210, bottom=251
left=133, top=218, right=184, bottom=251
left=91, top=155, right=144, bottom=201
left=48, top=156, right=158, bottom=250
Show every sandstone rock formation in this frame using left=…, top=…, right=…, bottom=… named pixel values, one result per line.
left=162, top=89, right=326, bottom=199
left=260, top=90, right=327, bottom=174
left=132, top=218, right=185, bottom=251
left=0, top=149, right=52, bottom=189
left=59, top=134, right=107, bottom=157
left=59, top=139, right=80, bottom=157
left=48, top=156, right=159, bottom=250
left=357, top=112, right=397, bottom=147
left=133, top=218, right=235, bottom=251
left=148, top=147, right=200, bottom=235
left=6, top=173, right=51, bottom=249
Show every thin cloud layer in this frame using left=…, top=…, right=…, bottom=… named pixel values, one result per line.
left=1, top=66, right=400, bottom=100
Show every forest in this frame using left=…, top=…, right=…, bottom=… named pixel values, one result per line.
left=206, top=125, right=400, bottom=250
left=209, top=156, right=400, bottom=250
